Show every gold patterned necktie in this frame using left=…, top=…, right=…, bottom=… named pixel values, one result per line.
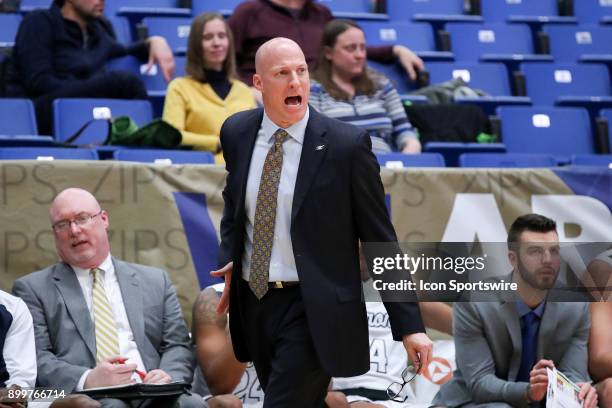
left=91, top=268, right=120, bottom=362
left=249, top=129, right=289, bottom=299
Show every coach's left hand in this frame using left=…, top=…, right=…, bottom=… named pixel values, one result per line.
left=402, top=332, right=433, bottom=374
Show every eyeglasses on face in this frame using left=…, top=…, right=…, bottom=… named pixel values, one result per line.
left=386, top=363, right=420, bottom=402
left=52, top=210, right=103, bottom=232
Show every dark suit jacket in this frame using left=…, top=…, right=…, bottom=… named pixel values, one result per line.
left=218, top=107, right=425, bottom=377
left=12, top=258, right=194, bottom=392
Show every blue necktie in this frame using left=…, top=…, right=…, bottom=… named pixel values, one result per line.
left=516, top=311, right=539, bottom=382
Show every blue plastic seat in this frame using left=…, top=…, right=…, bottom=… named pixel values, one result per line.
left=0, top=147, right=99, bottom=160
left=142, top=17, right=191, bottom=55
left=19, top=0, right=51, bottom=12
left=574, top=0, right=612, bottom=24
left=0, top=14, right=21, bottom=48
left=571, top=154, right=612, bottom=167
left=113, top=149, right=215, bottom=164
left=360, top=21, right=453, bottom=61
left=497, top=106, right=595, bottom=158
left=0, top=99, right=38, bottom=136
left=423, top=143, right=506, bottom=167
left=53, top=98, right=153, bottom=144
left=367, top=61, right=420, bottom=95
left=317, top=0, right=385, bottom=20
left=376, top=153, right=445, bottom=167
left=459, top=153, right=556, bottom=167
left=544, top=25, right=612, bottom=63
left=521, top=63, right=612, bottom=115
left=191, top=0, right=244, bottom=16
left=107, top=16, right=132, bottom=44
left=105, top=0, right=189, bottom=18
left=425, top=62, right=530, bottom=114
left=480, top=0, right=575, bottom=28
left=387, top=0, right=481, bottom=26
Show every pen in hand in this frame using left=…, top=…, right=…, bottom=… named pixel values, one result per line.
left=115, top=358, right=147, bottom=380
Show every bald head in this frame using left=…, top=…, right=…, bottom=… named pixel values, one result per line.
left=50, top=188, right=110, bottom=269
left=252, top=37, right=310, bottom=128
left=255, top=37, right=304, bottom=74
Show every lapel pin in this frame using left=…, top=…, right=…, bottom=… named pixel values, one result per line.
left=315, top=144, right=326, bottom=151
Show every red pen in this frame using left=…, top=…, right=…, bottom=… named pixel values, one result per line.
left=114, top=358, right=147, bottom=380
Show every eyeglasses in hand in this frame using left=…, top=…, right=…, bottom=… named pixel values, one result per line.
left=386, top=363, right=420, bottom=402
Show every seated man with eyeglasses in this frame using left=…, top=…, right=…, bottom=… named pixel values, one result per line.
left=325, top=301, right=452, bottom=408
left=432, top=213, right=597, bottom=408
left=12, top=188, right=203, bottom=408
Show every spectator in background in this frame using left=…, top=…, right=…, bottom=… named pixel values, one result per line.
left=589, top=302, right=612, bottom=407
left=228, top=0, right=423, bottom=96
left=163, top=13, right=256, bottom=163
left=432, top=214, right=597, bottom=408
left=309, top=20, right=420, bottom=154
left=6, top=0, right=174, bottom=135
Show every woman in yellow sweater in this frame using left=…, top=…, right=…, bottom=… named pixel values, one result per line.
left=163, top=12, right=256, bottom=162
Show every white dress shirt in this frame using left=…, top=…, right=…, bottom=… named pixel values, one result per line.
left=241, top=108, right=309, bottom=282
left=72, top=254, right=145, bottom=390
left=0, top=289, right=36, bottom=388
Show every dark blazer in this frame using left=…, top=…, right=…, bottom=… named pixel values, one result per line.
left=218, top=107, right=425, bottom=377
left=12, top=258, right=194, bottom=392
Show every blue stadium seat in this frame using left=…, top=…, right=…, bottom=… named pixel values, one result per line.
left=480, top=0, right=574, bottom=27
left=521, top=63, right=612, bottom=114
left=318, top=0, right=385, bottom=20
left=423, top=142, right=507, bottom=167
left=360, top=21, right=453, bottom=61
left=113, top=149, right=215, bottom=164
left=0, top=99, right=38, bottom=136
left=53, top=99, right=153, bottom=144
left=425, top=62, right=530, bottom=114
left=574, top=0, right=612, bottom=24
left=142, top=17, right=191, bottom=55
left=0, top=14, right=21, bottom=48
left=0, top=135, right=55, bottom=147
left=105, top=0, right=189, bottom=18
left=497, top=106, right=595, bottom=158
left=107, top=16, right=132, bottom=44
left=0, top=147, right=99, bottom=160
left=376, top=153, right=445, bottom=167
left=459, top=153, right=556, bottom=168
left=19, top=0, right=50, bottom=13
left=544, top=25, right=612, bottom=63
left=571, top=154, right=612, bottom=167
left=446, top=22, right=551, bottom=63
left=367, top=61, right=421, bottom=95
left=387, top=0, right=481, bottom=26
left=191, top=0, right=244, bottom=17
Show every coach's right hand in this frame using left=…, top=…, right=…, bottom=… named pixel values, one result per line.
left=84, top=357, right=137, bottom=389
left=211, top=262, right=233, bottom=315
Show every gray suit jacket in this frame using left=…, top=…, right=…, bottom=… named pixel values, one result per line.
left=433, top=299, right=591, bottom=408
left=12, top=258, right=194, bottom=392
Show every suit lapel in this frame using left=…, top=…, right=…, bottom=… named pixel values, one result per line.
left=235, top=109, right=264, bottom=219
left=538, top=301, right=557, bottom=360
left=114, top=259, right=146, bottom=355
left=500, top=301, right=522, bottom=379
left=291, top=109, right=328, bottom=224
left=53, top=263, right=96, bottom=360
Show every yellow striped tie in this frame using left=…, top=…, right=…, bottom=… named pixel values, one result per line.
left=91, top=268, right=120, bottom=362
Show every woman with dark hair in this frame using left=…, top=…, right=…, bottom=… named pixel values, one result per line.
left=163, top=12, right=255, bottom=161
left=310, top=19, right=421, bottom=154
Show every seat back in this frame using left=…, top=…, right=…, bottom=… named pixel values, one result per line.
left=317, top=0, right=373, bottom=14
left=446, top=22, right=534, bottom=61
left=544, top=25, right=612, bottom=62
left=387, top=0, right=465, bottom=22
left=376, top=152, right=446, bottom=167
left=113, top=148, right=215, bottom=164
left=459, top=153, right=556, bottom=167
left=192, top=0, right=247, bottom=15
left=0, top=14, right=21, bottom=47
left=522, top=62, right=611, bottom=105
left=497, top=106, right=594, bottom=155
left=107, top=15, right=132, bottom=44
left=367, top=61, right=417, bottom=94
left=142, top=17, right=191, bottom=54
left=426, top=62, right=511, bottom=96
left=480, top=0, right=558, bottom=22
left=574, top=0, right=612, bottom=24
left=571, top=154, right=612, bottom=167
left=0, top=147, right=98, bottom=160
left=360, top=21, right=438, bottom=52
left=0, top=99, right=38, bottom=135
left=53, top=98, right=153, bottom=144
left=105, top=0, right=180, bottom=17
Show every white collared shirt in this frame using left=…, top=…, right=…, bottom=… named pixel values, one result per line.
left=72, top=254, right=145, bottom=390
left=241, top=108, right=309, bottom=282
left=0, top=289, right=36, bottom=388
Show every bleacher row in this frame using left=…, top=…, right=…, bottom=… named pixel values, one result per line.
left=2, top=0, right=612, bottom=167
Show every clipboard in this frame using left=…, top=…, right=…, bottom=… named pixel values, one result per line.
left=77, top=381, right=189, bottom=400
